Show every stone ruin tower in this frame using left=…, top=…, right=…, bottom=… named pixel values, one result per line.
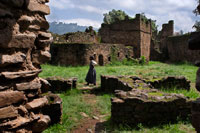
left=0, top=0, right=62, bottom=132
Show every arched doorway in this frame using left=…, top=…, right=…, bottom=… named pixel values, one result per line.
left=98, top=54, right=104, bottom=66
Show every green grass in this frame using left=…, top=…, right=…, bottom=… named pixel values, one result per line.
left=43, top=89, right=93, bottom=133
left=102, top=120, right=195, bottom=133
left=40, top=61, right=198, bottom=84
left=41, top=61, right=198, bottom=132
left=96, top=94, right=113, bottom=116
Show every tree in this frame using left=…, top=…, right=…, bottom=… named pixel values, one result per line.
left=179, top=30, right=184, bottom=35
left=103, top=9, right=130, bottom=24
left=193, top=21, right=200, bottom=32
left=140, top=13, right=158, bottom=37
left=193, top=0, right=200, bottom=31
left=193, top=0, right=200, bottom=15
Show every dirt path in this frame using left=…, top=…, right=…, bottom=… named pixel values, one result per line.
left=71, top=87, right=107, bottom=133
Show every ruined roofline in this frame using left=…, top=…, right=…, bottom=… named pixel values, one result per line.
left=101, top=13, right=152, bottom=26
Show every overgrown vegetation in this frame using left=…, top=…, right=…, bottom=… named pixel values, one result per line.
left=41, top=61, right=198, bottom=132
left=103, top=9, right=130, bottom=24
left=102, top=10, right=158, bottom=35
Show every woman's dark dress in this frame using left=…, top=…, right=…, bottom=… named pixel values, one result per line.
left=85, top=61, right=96, bottom=85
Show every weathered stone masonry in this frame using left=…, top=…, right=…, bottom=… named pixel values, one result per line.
left=167, top=34, right=200, bottom=63
left=50, top=43, right=133, bottom=66
left=101, top=75, right=191, bottom=126
left=0, top=0, right=62, bottom=132
left=99, top=14, right=152, bottom=61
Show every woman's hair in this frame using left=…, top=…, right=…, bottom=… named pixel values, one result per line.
left=89, top=56, right=94, bottom=60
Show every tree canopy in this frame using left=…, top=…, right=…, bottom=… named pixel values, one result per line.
left=103, top=9, right=130, bottom=24
left=193, top=0, right=200, bottom=31
left=103, top=10, right=158, bottom=36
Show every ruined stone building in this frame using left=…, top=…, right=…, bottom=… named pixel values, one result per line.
left=50, top=14, right=152, bottom=66
left=53, top=27, right=99, bottom=44
left=150, top=20, right=200, bottom=64
left=167, top=33, right=200, bottom=63
left=0, top=0, right=62, bottom=132
left=51, top=43, right=133, bottom=66
left=150, top=20, right=174, bottom=61
left=99, top=14, right=152, bottom=61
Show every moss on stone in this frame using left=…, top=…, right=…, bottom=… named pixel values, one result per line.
left=148, top=92, right=163, bottom=97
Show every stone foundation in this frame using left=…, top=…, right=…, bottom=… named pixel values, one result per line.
left=112, top=89, right=191, bottom=126
left=101, top=75, right=190, bottom=92
left=101, top=76, right=191, bottom=126
left=46, top=77, right=77, bottom=93
left=0, top=0, right=62, bottom=132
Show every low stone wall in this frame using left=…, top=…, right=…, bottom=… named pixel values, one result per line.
left=101, top=75, right=190, bottom=92
left=146, top=76, right=190, bottom=91
left=101, top=76, right=192, bottom=126
left=46, top=77, right=77, bottom=93
left=112, top=89, right=191, bottom=126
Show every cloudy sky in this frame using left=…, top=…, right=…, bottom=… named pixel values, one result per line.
left=47, top=0, right=200, bottom=32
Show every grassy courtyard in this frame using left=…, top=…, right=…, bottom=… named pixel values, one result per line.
left=41, top=61, right=199, bottom=133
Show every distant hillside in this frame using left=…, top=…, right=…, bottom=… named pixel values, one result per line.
left=49, top=22, right=98, bottom=35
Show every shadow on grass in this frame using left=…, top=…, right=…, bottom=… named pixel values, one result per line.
left=94, top=117, right=192, bottom=132
left=166, top=61, right=194, bottom=66
left=81, top=86, right=115, bottom=96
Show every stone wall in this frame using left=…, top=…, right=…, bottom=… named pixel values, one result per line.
left=53, top=31, right=99, bottom=44
left=101, top=75, right=190, bottom=93
left=150, top=20, right=174, bottom=61
left=0, top=0, right=62, bottom=132
left=112, top=89, right=191, bottom=126
left=46, top=77, right=77, bottom=93
left=101, top=76, right=191, bottom=126
left=167, top=33, right=200, bottom=63
left=50, top=43, right=134, bottom=66
left=99, top=14, right=152, bottom=61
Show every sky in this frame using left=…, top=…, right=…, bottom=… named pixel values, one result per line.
left=47, top=0, right=200, bottom=33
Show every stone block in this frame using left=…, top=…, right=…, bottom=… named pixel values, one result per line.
left=25, top=97, right=48, bottom=110
left=0, top=116, right=36, bottom=130
left=0, top=70, right=42, bottom=80
left=32, top=50, right=51, bottom=64
left=0, top=106, right=18, bottom=120
left=0, top=52, right=26, bottom=67
left=0, top=33, right=36, bottom=48
left=46, top=76, right=77, bottom=93
left=42, top=93, right=62, bottom=124
left=27, top=0, right=50, bottom=15
left=0, top=91, right=26, bottom=108
left=32, top=115, right=51, bottom=132
left=15, top=79, right=41, bottom=91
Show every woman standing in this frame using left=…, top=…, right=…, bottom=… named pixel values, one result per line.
left=85, top=56, right=97, bottom=85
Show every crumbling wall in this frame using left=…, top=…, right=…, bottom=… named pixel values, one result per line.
left=101, top=76, right=191, bottom=126
left=53, top=31, right=99, bottom=44
left=150, top=20, right=174, bottom=61
left=167, top=33, right=200, bottom=63
left=99, top=14, right=151, bottom=61
left=0, top=0, right=62, bottom=132
left=50, top=43, right=133, bottom=66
